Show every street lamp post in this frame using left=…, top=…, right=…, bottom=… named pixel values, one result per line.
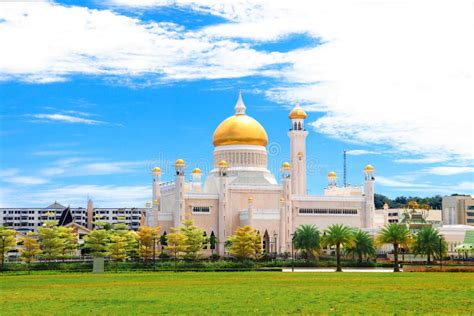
left=439, top=237, right=443, bottom=271
left=290, top=233, right=295, bottom=272
left=152, top=233, right=157, bottom=271
left=273, top=233, right=278, bottom=260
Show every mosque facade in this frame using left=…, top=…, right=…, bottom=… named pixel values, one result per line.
left=146, top=93, right=376, bottom=255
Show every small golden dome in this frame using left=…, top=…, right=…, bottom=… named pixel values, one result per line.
left=281, top=162, right=291, bottom=170
left=289, top=104, right=307, bottom=119
left=248, top=197, right=253, bottom=203
left=328, top=171, right=337, bottom=177
left=279, top=197, right=285, bottom=203
left=192, top=168, right=202, bottom=174
left=175, top=159, right=185, bottom=168
left=152, top=167, right=161, bottom=173
left=218, top=160, right=229, bottom=168
left=297, top=152, right=304, bottom=158
left=364, top=164, right=374, bottom=171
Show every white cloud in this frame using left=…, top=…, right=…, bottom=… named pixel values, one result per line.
left=0, top=2, right=286, bottom=82
left=31, top=114, right=106, bottom=125
left=1, top=0, right=473, bottom=166
left=423, top=166, right=474, bottom=176
left=345, top=150, right=379, bottom=156
left=39, top=158, right=149, bottom=177
left=0, top=184, right=150, bottom=208
left=0, top=169, right=49, bottom=185
left=376, top=175, right=474, bottom=195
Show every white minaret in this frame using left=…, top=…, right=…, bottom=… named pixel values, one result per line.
left=280, top=161, right=292, bottom=253
left=288, top=104, right=308, bottom=195
left=364, top=164, right=375, bottom=228
left=327, top=171, right=337, bottom=187
left=191, top=168, right=202, bottom=192
left=149, top=167, right=161, bottom=227
left=217, top=159, right=229, bottom=256
left=174, top=159, right=186, bottom=227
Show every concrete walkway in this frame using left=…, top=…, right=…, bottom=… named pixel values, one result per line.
left=282, top=267, right=397, bottom=273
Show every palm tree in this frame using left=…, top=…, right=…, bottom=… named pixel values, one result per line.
left=345, top=230, right=376, bottom=263
left=293, top=225, right=321, bottom=261
left=412, top=227, right=447, bottom=264
left=323, top=224, right=355, bottom=272
left=377, top=223, right=411, bottom=272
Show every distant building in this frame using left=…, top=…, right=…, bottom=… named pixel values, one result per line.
left=442, top=195, right=474, bottom=226
left=0, top=200, right=145, bottom=233
left=378, top=203, right=442, bottom=231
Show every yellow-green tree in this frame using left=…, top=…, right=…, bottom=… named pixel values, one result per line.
left=136, top=226, right=160, bottom=262
left=228, top=226, right=262, bottom=260
left=112, top=224, right=138, bottom=259
left=180, top=219, right=207, bottom=260
left=165, top=228, right=187, bottom=260
left=109, top=234, right=128, bottom=264
left=57, top=226, right=78, bottom=260
left=37, top=225, right=63, bottom=261
left=84, top=230, right=109, bottom=257
left=19, top=233, right=41, bottom=273
left=0, top=227, right=16, bottom=269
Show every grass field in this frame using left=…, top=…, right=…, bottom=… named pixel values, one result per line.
left=1, top=272, right=473, bottom=315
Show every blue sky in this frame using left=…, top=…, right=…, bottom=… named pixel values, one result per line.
left=0, top=0, right=473, bottom=207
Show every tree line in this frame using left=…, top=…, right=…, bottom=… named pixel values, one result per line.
left=1, top=219, right=448, bottom=273
left=374, top=194, right=445, bottom=210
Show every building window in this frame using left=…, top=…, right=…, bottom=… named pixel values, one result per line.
left=466, top=212, right=474, bottom=217
left=467, top=219, right=474, bottom=223
left=298, top=208, right=358, bottom=215
left=192, top=206, right=211, bottom=214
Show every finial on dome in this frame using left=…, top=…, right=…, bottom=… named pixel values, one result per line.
left=234, top=90, right=246, bottom=115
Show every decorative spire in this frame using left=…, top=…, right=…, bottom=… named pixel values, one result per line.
left=234, top=90, right=246, bottom=115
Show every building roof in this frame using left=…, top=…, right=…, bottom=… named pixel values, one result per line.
left=46, top=201, right=66, bottom=209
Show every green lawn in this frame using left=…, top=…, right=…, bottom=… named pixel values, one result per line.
left=1, top=272, right=473, bottom=315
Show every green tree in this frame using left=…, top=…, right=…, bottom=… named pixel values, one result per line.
left=160, top=232, right=168, bottom=252
left=38, top=225, right=63, bottom=261
left=0, top=227, right=16, bottom=269
left=412, top=227, right=447, bottom=264
left=323, top=224, right=355, bottom=272
left=209, top=231, right=217, bottom=256
left=19, top=232, right=41, bottom=274
left=228, top=226, right=262, bottom=260
left=84, top=230, right=109, bottom=257
left=293, top=224, right=321, bottom=260
left=165, top=228, right=187, bottom=260
left=180, top=219, right=207, bottom=260
left=345, top=230, right=376, bottom=263
left=136, top=226, right=160, bottom=262
left=377, top=223, right=411, bottom=272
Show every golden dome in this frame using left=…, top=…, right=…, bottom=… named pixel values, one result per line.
left=192, top=168, right=202, bottom=174
left=364, top=164, right=374, bottom=171
left=151, top=167, right=161, bottom=173
left=289, top=104, right=307, bottom=119
left=218, top=160, right=229, bottom=168
left=175, top=159, right=185, bottom=168
left=328, top=171, right=337, bottom=177
left=212, top=92, right=268, bottom=147
left=281, top=162, right=291, bottom=170
left=213, top=114, right=268, bottom=147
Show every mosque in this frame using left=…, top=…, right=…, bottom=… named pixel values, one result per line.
left=146, top=93, right=376, bottom=255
